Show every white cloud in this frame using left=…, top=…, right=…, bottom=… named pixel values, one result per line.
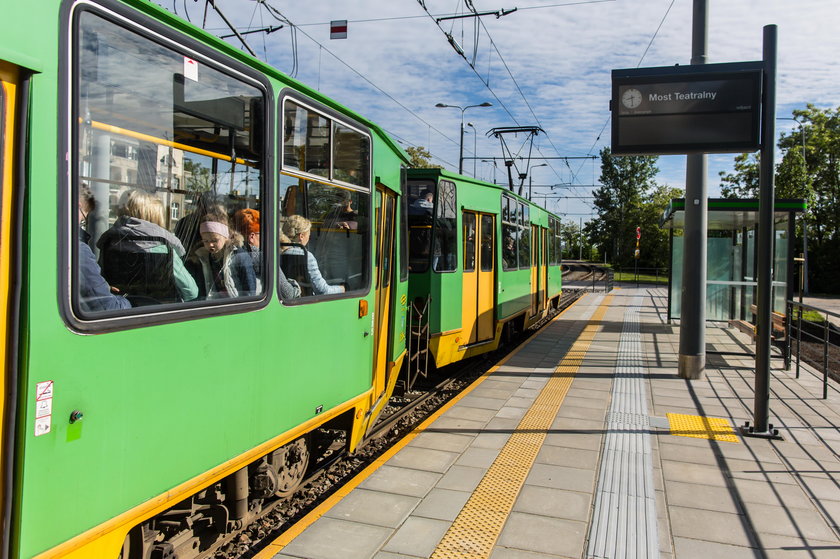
left=157, top=0, right=839, bottom=219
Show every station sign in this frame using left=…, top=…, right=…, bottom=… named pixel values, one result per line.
left=611, top=61, right=764, bottom=155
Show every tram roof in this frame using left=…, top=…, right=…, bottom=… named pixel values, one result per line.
left=660, top=198, right=806, bottom=230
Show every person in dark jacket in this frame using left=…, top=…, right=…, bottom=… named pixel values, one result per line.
left=97, top=189, right=198, bottom=302
left=78, top=186, right=131, bottom=312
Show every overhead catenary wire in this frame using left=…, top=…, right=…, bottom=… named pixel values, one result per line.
left=255, top=0, right=458, bottom=152
left=418, top=0, right=606, bottom=205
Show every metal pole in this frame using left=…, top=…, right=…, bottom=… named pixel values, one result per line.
left=823, top=321, right=829, bottom=399
left=796, top=254, right=804, bottom=378
left=579, top=217, right=583, bottom=260
left=473, top=127, right=477, bottom=177
left=751, top=24, right=777, bottom=436
left=458, top=111, right=465, bottom=175
left=678, top=0, right=708, bottom=380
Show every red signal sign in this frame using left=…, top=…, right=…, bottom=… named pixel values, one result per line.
left=636, top=226, right=641, bottom=240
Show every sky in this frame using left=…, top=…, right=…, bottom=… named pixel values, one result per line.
left=153, top=0, right=840, bottom=224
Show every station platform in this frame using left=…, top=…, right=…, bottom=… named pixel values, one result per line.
left=255, top=287, right=840, bottom=559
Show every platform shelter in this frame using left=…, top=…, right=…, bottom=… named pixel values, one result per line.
left=659, top=198, right=806, bottom=323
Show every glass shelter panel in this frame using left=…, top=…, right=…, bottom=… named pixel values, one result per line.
left=669, top=212, right=793, bottom=321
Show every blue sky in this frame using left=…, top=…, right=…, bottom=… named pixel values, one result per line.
left=154, top=0, right=840, bottom=224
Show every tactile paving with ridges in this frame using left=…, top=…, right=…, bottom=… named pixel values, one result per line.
left=666, top=412, right=740, bottom=443
left=430, top=297, right=612, bottom=559
left=587, top=298, right=659, bottom=559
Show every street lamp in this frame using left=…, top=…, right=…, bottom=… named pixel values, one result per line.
left=528, top=163, right=547, bottom=201
left=435, top=102, right=492, bottom=175
left=466, top=122, right=477, bottom=176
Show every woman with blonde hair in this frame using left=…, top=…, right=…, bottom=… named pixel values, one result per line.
left=97, top=189, right=198, bottom=303
left=281, top=215, right=344, bottom=295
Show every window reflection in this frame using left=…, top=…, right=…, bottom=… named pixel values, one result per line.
left=279, top=175, right=369, bottom=299
left=74, top=11, right=265, bottom=315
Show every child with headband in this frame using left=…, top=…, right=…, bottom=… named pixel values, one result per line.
left=188, top=212, right=256, bottom=299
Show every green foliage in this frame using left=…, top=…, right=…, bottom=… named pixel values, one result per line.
left=405, top=146, right=442, bottom=169
left=183, top=158, right=214, bottom=192
left=719, top=104, right=840, bottom=292
left=590, top=147, right=675, bottom=269
left=718, top=153, right=760, bottom=198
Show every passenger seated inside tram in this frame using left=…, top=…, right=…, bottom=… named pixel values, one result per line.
left=410, top=190, right=434, bottom=214
left=233, top=208, right=262, bottom=290
left=78, top=185, right=131, bottom=312
left=187, top=211, right=256, bottom=299
left=281, top=215, right=345, bottom=295
left=97, top=189, right=198, bottom=304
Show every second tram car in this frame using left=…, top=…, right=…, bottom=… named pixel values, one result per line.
left=406, top=169, right=564, bottom=371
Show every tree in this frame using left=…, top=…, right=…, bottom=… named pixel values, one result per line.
left=778, top=105, right=839, bottom=245
left=405, top=146, right=442, bottom=169
left=183, top=158, right=214, bottom=192
left=638, top=183, right=683, bottom=269
left=718, top=153, right=760, bottom=198
left=719, top=104, right=839, bottom=292
left=591, top=147, right=660, bottom=268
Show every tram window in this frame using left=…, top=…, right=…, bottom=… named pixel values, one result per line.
left=407, top=179, right=436, bottom=273
left=549, top=216, right=562, bottom=265
left=501, top=194, right=517, bottom=270
left=480, top=215, right=494, bottom=272
left=519, top=205, right=531, bottom=268
left=279, top=174, right=369, bottom=300
left=463, top=213, right=476, bottom=272
left=333, top=123, right=369, bottom=187
left=399, top=168, right=408, bottom=282
left=433, top=181, right=457, bottom=272
left=283, top=102, right=329, bottom=178
left=72, top=10, right=266, bottom=318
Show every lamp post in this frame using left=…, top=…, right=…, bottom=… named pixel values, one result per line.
left=435, top=102, right=492, bottom=175
left=528, top=162, right=547, bottom=201
left=466, top=122, right=477, bottom=176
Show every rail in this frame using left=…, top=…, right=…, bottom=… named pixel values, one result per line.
left=785, top=300, right=840, bottom=399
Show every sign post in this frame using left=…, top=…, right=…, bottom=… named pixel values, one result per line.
left=743, top=24, right=782, bottom=440
left=610, top=18, right=781, bottom=439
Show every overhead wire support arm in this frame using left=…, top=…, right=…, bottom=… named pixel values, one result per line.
left=219, top=25, right=283, bottom=39
left=206, top=0, right=256, bottom=56
left=436, top=8, right=518, bottom=23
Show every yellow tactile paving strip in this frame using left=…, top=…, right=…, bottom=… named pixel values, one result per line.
left=430, top=296, right=612, bottom=559
left=252, top=294, right=590, bottom=559
left=666, top=412, right=740, bottom=443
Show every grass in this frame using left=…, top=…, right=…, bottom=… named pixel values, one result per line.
left=613, top=271, right=669, bottom=285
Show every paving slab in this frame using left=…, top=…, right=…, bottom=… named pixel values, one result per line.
left=263, top=288, right=840, bottom=559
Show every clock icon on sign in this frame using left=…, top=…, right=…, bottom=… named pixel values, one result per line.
left=621, top=88, right=643, bottom=109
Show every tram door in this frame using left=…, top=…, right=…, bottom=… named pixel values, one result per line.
left=540, top=227, right=548, bottom=310
left=462, top=212, right=495, bottom=344
left=530, top=224, right=540, bottom=316
left=0, top=61, right=19, bottom=551
left=372, top=186, right=397, bottom=401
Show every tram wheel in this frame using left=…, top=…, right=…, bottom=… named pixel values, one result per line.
left=271, top=436, right=310, bottom=498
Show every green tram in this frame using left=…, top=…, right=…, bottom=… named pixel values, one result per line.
left=0, top=1, right=410, bottom=557
left=406, top=169, right=564, bottom=371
